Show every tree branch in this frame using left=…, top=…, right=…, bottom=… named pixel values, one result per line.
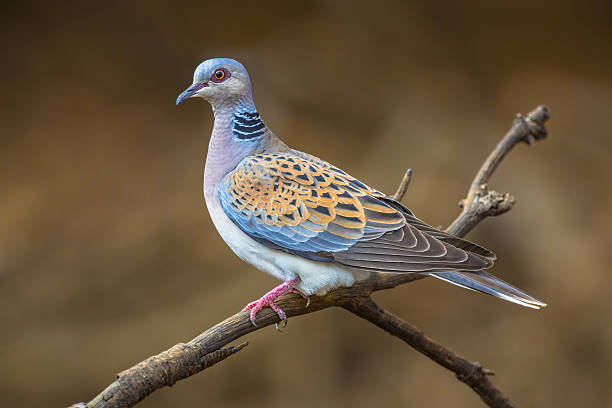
left=71, top=105, right=550, bottom=408
left=342, top=297, right=513, bottom=408
left=392, top=168, right=413, bottom=201
left=447, top=105, right=549, bottom=237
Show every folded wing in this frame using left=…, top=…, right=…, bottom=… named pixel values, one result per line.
left=218, top=152, right=545, bottom=308
left=218, top=152, right=491, bottom=271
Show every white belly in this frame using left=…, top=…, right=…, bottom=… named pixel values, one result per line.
left=205, top=192, right=367, bottom=296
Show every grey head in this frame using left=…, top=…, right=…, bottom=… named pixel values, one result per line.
left=176, top=58, right=254, bottom=109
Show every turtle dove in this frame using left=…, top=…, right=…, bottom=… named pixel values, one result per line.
left=176, top=58, right=546, bottom=327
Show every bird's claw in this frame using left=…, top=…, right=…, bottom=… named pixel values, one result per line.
left=241, top=278, right=305, bottom=330
left=274, top=315, right=288, bottom=331
left=243, top=298, right=287, bottom=328
left=290, top=288, right=310, bottom=307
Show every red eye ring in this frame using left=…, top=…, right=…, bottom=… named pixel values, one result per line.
left=211, top=68, right=230, bottom=83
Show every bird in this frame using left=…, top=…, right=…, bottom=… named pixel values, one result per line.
left=176, top=58, right=546, bottom=327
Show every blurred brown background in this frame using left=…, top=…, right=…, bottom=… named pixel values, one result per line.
left=2, top=1, right=612, bottom=407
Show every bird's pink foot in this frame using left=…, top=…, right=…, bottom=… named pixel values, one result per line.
left=242, top=277, right=308, bottom=328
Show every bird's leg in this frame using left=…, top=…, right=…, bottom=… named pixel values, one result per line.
left=242, top=277, right=308, bottom=328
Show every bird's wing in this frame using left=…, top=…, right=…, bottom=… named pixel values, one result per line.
left=219, top=153, right=492, bottom=271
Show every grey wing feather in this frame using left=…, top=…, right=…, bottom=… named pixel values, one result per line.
left=332, top=223, right=493, bottom=272
left=378, top=197, right=496, bottom=260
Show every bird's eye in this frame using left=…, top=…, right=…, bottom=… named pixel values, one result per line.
left=211, top=68, right=230, bottom=83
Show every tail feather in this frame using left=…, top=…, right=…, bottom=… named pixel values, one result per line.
left=429, top=270, right=547, bottom=309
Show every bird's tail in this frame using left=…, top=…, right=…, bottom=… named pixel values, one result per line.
left=429, top=271, right=547, bottom=309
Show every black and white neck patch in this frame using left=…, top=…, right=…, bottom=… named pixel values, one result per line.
left=232, top=110, right=265, bottom=140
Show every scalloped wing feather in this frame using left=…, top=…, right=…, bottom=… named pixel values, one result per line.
left=219, top=152, right=494, bottom=274
left=219, top=153, right=405, bottom=254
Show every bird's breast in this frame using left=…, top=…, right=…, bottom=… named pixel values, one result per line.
left=203, top=186, right=367, bottom=296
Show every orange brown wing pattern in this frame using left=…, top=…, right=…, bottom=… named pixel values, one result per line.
left=220, top=152, right=493, bottom=272
left=219, top=153, right=405, bottom=253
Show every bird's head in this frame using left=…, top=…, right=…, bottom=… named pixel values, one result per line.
left=176, top=58, right=252, bottom=107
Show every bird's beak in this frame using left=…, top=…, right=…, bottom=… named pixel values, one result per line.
left=176, top=82, right=208, bottom=105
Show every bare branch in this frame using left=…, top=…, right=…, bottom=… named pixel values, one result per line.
left=392, top=168, right=413, bottom=201
left=85, top=342, right=248, bottom=408
left=71, top=106, right=550, bottom=408
left=447, top=105, right=550, bottom=237
left=343, top=297, right=515, bottom=408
